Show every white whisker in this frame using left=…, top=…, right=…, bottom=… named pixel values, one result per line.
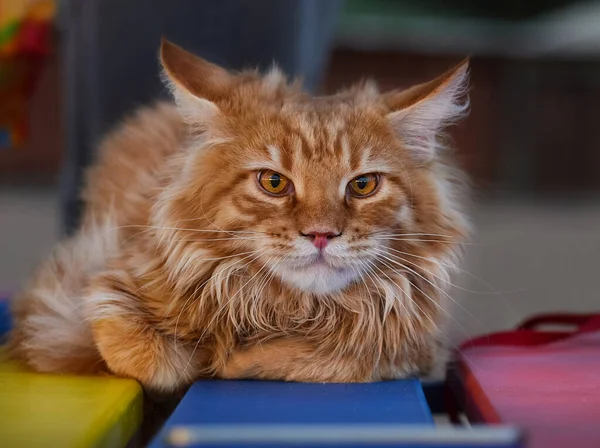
left=174, top=236, right=270, bottom=243
left=373, top=250, right=472, bottom=343
left=373, top=237, right=457, bottom=244
left=370, top=232, right=455, bottom=238
left=385, top=247, right=522, bottom=296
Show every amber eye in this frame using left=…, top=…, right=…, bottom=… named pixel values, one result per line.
left=258, top=170, right=291, bottom=195
left=348, top=173, right=379, bottom=197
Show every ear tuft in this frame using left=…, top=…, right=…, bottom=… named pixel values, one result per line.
left=386, top=59, right=470, bottom=162
left=262, top=64, right=287, bottom=93
left=356, top=79, right=380, bottom=104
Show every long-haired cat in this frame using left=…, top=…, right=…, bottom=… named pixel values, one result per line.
left=9, top=40, right=470, bottom=392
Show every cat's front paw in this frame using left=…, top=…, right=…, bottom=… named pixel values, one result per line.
left=219, top=340, right=372, bottom=383
left=91, top=318, right=206, bottom=392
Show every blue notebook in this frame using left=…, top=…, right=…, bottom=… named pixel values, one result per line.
left=152, top=380, right=438, bottom=448
left=155, top=379, right=433, bottom=427
left=150, top=379, right=523, bottom=448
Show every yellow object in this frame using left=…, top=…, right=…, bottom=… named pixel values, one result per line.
left=26, top=0, right=56, bottom=21
left=0, top=347, right=143, bottom=448
left=0, top=0, right=55, bottom=24
left=0, top=0, right=26, bottom=27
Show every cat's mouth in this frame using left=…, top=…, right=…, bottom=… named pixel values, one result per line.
left=290, top=252, right=341, bottom=269
left=271, top=252, right=359, bottom=294
left=312, top=253, right=328, bottom=266
left=303, top=257, right=345, bottom=273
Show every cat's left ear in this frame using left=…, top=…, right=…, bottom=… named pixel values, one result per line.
left=160, top=38, right=232, bottom=125
left=384, top=59, right=470, bottom=162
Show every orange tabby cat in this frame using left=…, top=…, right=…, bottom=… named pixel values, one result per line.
left=9, top=40, right=470, bottom=392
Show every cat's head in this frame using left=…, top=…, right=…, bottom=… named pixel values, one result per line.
left=155, top=39, right=469, bottom=296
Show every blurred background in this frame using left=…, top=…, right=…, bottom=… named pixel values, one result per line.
left=1, top=0, right=599, bottom=346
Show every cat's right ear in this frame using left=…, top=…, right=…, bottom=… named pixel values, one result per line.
left=160, top=38, right=231, bottom=125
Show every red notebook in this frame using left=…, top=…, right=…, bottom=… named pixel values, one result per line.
left=450, top=313, right=600, bottom=448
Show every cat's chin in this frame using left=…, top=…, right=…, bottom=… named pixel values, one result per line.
left=273, top=262, right=357, bottom=295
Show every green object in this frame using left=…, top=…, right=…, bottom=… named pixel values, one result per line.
left=0, top=347, right=143, bottom=448
left=0, top=21, right=20, bottom=47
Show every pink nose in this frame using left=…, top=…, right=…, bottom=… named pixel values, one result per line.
left=301, top=231, right=341, bottom=249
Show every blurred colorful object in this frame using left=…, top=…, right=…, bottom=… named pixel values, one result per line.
left=0, top=0, right=55, bottom=150
left=0, top=295, right=10, bottom=339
